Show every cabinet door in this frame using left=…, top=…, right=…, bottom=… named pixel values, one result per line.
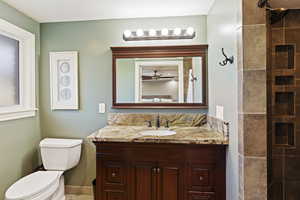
left=129, top=161, right=157, bottom=200
left=157, top=162, right=185, bottom=200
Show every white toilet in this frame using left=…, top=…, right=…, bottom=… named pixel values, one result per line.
left=5, top=138, right=83, bottom=200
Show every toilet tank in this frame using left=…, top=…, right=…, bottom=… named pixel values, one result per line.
left=40, top=138, right=82, bottom=171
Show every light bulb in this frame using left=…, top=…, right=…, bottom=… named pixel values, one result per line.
left=186, top=27, right=195, bottom=36
left=123, top=30, right=131, bottom=38
left=136, top=29, right=144, bottom=37
left=174, top=28, right=181, bottom=36
left=161, top=28, right=169, bottom=36
left=149, top=29, right=156, bottom=37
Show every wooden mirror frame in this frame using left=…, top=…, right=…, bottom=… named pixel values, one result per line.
left=111, top=45, right=208, bottom=109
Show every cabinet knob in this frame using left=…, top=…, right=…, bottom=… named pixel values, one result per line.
left=157, top=168, right=160, bottom=173
left=112, top=172, right=116, bottom=177
left=199, top=176, right=203, bottom=181
left=153, top=168, right=157, bottom=173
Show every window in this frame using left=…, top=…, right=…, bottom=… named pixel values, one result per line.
left=0, top=19, right=36, bottom=121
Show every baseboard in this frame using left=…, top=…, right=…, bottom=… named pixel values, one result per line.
left=65, top=185, right=93, bottom=195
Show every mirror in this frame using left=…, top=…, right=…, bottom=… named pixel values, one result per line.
left=116, top=57, right=203, bottom=103
left=112, top=45, right=208, bottom=108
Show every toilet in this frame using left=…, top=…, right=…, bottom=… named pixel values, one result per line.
left=5, top=138, right=82, bottom=200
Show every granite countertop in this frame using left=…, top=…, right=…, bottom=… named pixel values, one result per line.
left=87, top=125, right=228, bottom=145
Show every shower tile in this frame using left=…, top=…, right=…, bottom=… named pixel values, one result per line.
left=285, top=181, right=300, bottom=199
left=285, top=10, right=300, bottom=27
left=271, top=156, right=284, bottom=180
left=285, top=155, right=300, bottom=180
left=295, top=54, right=300, bottom=77
left=244, top=157, right=267, bottom=200
left=285, top=28, right=300, bottom=52
left=272, top=146, right=285, bottom=155
left=243, top=0, right=266, bottom=25
left=239, top=154, right=244, bottom=196
left=243, top=25, right=267, bottom=69
left=242, top=114, right=267, bottom=156
left=271, top=15, right=284, bottom=28
left=242, top=70, right=267, bottom=113
left=238, top=114, right=244, bottom=155
left=268, top=181, right=283, bottom=200
left=271, top=29, right=285, bottom=50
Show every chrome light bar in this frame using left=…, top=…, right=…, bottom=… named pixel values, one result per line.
left=123, top=27, right=196, bottom=41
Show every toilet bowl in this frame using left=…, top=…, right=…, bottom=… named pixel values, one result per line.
left=5, top=171, right=64, bottom=200
left=5, top=138, right=82, bottom=200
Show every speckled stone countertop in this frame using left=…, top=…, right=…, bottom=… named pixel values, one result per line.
left=88, top=125, right=228, bottom=145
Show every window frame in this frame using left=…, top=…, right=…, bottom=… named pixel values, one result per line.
left=0, top=18, right=36, bottom=121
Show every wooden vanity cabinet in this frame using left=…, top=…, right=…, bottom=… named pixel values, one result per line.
left=94, top=142, right=226, bottom=200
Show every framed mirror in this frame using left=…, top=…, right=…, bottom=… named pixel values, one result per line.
left=112, top=45, right=208, bottom=109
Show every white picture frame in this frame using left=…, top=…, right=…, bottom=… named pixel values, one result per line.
left=50, top=51, right=79, bottom=110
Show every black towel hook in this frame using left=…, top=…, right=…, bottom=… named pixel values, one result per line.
left=219, top=48, right=234, bottom=67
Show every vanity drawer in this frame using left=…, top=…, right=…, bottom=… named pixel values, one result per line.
left=188, top=164, right=215, bottom=191
left=96, top=146, right=126, bottom=159
left=188, top=191, right=215, bottom=200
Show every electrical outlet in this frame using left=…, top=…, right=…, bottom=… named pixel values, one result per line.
left=216, top=105, right=224, bottom=120
left=99, top=103, right=106, bottom=113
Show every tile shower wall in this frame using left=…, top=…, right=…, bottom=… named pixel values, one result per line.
left=269, top=9, right=300, bottom=200
left=238, top=0, right=268, bottom=200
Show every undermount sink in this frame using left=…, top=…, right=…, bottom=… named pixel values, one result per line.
left=140, top=130, right=176, bottom=136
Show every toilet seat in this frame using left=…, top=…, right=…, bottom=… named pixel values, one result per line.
left=5, top=171, right=63, bottom=200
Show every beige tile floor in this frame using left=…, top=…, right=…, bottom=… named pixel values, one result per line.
left=66, top=194, right=94, bottom=200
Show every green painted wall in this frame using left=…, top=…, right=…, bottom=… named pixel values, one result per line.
left=207, top=0, right=239, bottom=199
left=0, top=1, right=41, bottom=199
left=40, top=15, right=207, bottom=186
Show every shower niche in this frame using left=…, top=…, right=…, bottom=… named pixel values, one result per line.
left=273, top=122, right=295, bottom=147
left=273, top=45, right=295, bottom=69
left=271, top=44, right=296, bottom=148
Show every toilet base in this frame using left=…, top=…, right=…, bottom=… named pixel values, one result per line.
left=51, top=174, right=65, bottom=200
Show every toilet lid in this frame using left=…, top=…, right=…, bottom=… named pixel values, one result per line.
left=5, top=171, right=61, bottom=200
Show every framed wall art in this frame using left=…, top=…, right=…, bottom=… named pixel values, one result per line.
left=50, top=51, right=79, bottom=110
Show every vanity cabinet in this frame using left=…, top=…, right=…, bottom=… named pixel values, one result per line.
left=95, top=142, right=226, bottom=200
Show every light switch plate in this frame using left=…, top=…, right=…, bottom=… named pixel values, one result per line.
left=216, top=105, right=224, bottom=120
left=99, top=103, right=106, bottom=113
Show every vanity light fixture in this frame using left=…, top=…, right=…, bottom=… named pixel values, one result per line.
left=123, top=27, right=196, bottom=41
left=186, top=27, right=195, bottom=36
left=124, top=30, right=132, bottom=38
left=174, top=28, right=182, bottom=36
left=136, top=29, right=144, bottom=37
left=149, top=29, right=156, bottom=37
left=161, top=28, right=169, bottom=36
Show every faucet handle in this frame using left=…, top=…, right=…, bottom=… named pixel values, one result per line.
left=165, top=120, right=170, bottom=128
left=146, top=120, right=152, bottom=127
